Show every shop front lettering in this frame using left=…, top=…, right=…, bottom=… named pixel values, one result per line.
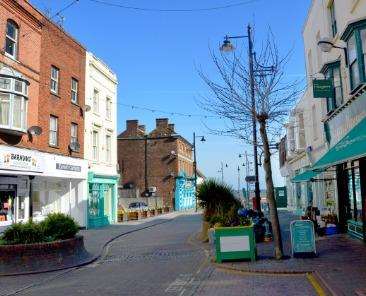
left=56, top=163, right=81, bottom=172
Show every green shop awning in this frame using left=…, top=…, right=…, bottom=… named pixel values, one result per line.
left=313, top=116, right=366, bottom=170
left=292, top=170, right=320, bottom=183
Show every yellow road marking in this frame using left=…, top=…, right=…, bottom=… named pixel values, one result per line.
left=306, top=273, right=327, bottom=296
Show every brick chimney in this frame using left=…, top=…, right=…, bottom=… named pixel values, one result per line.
left=156, top=118, right=169, bottom=129
left=126, top=120, right=138, bottom=131
left=168, top=124, right=175, bottom=132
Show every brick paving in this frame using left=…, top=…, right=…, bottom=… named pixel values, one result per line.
left=218, top=210, right=366, bottom=296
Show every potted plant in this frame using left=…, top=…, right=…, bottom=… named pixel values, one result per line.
left=149, top=209, right=156, bottom=217
left=213, top=207, right=256, bottom=263
left=156, top=208, right=163, bottom=215
left=141, top=210, right=148, bottom=219
left=128, top=211, right=138, bottom=220
left=163, top=206, right=170, bottom=213
left=197, top=179, right=256, bottom=262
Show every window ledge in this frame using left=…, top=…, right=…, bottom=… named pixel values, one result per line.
left=49, top=144, right=60, bottom=149
left=71, top=101, right=80, bottom=108
left=50, top=92, right=61, bottom=99
left=4, top=53, right=20, bottom=64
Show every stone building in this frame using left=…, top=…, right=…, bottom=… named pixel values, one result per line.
left=280, top=0, right=366, bottom=241
left=84, top=52, right=119, bottom=228
left=117, top=118, right=195, bottom=210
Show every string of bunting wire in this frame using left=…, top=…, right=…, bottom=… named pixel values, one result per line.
left=87, top=0, right=260, bottom=12
left=120, top=103, right=221, bottom=119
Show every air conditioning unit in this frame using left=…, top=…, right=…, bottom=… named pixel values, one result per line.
left=148, top=186, right=157, bottom=193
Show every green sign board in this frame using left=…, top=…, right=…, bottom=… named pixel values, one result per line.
left=313, top=79, right=334, bottom=98
left=290, top=220, right=316, bottom=257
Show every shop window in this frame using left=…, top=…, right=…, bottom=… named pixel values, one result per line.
left=5, top=20, right=18, bottom=59
left=348, top=163, right=363, bottom=223
left=0, top=75, right=28, bottom=132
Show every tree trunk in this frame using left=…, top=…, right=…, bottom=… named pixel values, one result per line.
left=258, top=119, right=284, bottom=259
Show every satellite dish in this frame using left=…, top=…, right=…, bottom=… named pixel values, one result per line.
left=69, top=141, right=80, bottom=152
left=28, top=126, right=42, bottom=136
left=84, top=105, right=91, bottom=112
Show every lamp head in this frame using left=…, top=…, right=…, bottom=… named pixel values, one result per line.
left=317, top=38, right=334, bottom=53
left=200, top=136, right=206, bottom=142
left=220, top=36, right=235, bottom=52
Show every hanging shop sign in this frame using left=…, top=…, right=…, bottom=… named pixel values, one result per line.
left=313, top=79, right=334, bottom=98
left=290, top=220, right=316, bottom=257
left=0, top=146, right=44, bottom=173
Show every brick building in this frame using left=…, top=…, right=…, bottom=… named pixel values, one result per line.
left=117, top=118, right=195, bottom=210
left=0, top=0, right=88, bottom=228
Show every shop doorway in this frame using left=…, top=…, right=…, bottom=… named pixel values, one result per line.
left=0, top=185, right=16, bottom=226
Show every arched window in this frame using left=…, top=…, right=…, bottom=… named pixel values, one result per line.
left=5, top=20, right=19, bottom=59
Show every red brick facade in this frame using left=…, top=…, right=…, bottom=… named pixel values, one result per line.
left=0, top=0, right=85, bottom=158
left=117, top=118, right=193, bottom=208
left=0, top=0, right=42, bottom=148
left=37, top=17, right=85, bottom=158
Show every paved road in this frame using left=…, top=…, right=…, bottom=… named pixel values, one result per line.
left=0, top=213, right=316, bottom=296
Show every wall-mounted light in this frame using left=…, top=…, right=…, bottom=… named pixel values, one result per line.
left=317, top=38, right=348, bottom=66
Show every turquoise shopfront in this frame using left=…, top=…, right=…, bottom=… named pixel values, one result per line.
left=175, top=172, right=195, bottom=211
left=88, top=172, right=119, bottom=229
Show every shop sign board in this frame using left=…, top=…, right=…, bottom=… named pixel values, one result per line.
left=313, top=79, right=334, bottom=98
left=0, top=145, right=44, bottom=173
left=290, top=220, right=316, bottom=257
left=56, top=163, right=82, bottom=172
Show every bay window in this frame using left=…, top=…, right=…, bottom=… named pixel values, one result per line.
left=348, top=34, right=360, bottom=90
left=323, top=62, right=343, bottom=113
left=0, top=75, right=28, bottom=132
left=342, top=20, right=366, bottom=91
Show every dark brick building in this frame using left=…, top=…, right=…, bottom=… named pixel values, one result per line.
left=117, top=118, right=194, bottom=209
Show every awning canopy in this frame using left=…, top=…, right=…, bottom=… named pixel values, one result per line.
left=312, top=116, right=366, bottom=170
left=292, top=170, right=321, bottom=183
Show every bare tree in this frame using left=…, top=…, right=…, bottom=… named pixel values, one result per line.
left=198, top=31, right=302, bottom=259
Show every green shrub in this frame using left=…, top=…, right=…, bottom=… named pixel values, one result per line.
left=197, top=179, right=242, bottom=221
left=1, top=221, right=45, bottom=245
left=40, top=213, right=79, bottom=240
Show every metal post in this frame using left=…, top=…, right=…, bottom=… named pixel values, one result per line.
left=247, top=25, right=261, bottom=212
left=193, top=132, right=198, bottom=212
left=144, top=135, right=148, bottom=194
left=237, top=165, right=241, bottom=198
left=221, top=162, right=224, bottom=183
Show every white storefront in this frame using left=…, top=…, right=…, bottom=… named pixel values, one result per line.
left=0, top=145, right=88, bottom=228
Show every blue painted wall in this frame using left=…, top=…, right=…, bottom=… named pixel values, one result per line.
left=175, top=172, right=195, bottom=211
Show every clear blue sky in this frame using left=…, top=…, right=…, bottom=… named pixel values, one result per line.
left=31, top=0, right=311, bottom=189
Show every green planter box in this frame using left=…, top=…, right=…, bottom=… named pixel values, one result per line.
left=214, top=225, right=256, bottom=263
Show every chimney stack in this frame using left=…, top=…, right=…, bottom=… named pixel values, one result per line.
left=126, top=120, right=138, bottom=131
left=156, top=118, right=169, bottom=129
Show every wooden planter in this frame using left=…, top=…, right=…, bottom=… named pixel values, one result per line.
left=214, top=225, right=256, bottom=263
left=157, top=208, right=163, bottom=215
left=163, top=207, right=170, bottom=213
left=128, top=211, right=139, bottom=220
left=141, top=211, right=148, bottom=219
left=149, top=209, right=156, bottom=217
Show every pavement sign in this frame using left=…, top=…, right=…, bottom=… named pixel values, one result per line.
left=290, top=220, right=316, bottom=258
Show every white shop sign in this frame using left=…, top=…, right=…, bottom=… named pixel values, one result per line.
left=45, top=154, right=88, bottom=179
left=0, top=145, right=44, bottom=173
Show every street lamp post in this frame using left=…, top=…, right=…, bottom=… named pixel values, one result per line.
left=218, top=162, right=228, bottom=183
left=220, top=25, right=262, bottom=212
left=193, top=132, right=205, bottom=212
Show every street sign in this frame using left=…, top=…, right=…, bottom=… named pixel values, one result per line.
left=290, top=220, right=316, bottom=257
left=245, top=175, right=256, bottom=183
left=313, top=79, right=334, bottom=98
